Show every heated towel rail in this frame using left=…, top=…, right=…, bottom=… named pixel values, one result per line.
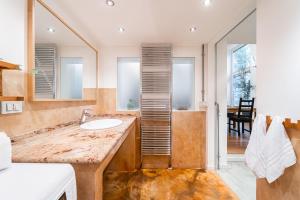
left=141, top=44, right=172, bottom=156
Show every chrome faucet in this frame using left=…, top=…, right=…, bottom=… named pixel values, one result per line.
left=80, top=109, right=92, bottom=124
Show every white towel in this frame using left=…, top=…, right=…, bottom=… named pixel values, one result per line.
left=263, top=116, right=296, bottom=183
left=0, top=132, right=12, bottom=171
left=245, top=114, right=267, bottom=178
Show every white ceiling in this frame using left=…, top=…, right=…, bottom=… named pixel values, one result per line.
left=35, top=1, right=87, bottom=47
left=47, top=0, right=256, bottom=46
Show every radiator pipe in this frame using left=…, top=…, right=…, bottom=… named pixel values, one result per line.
left=201, top=44, right=205, bottom=102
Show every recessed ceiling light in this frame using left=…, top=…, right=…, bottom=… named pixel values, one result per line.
left=203, top=0, right=212, bottom=7
left=119, top=27, right=125, bottom=33
left=47, top=27, right=55, bottom=33
left=106, top=0, right=115, bottom=6
left=189, top=27, right=197, bottom=32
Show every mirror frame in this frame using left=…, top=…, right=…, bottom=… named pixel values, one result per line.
left=27, top=0, right=98, bottom=102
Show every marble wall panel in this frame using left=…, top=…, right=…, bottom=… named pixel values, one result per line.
left=172, top=111, right=206, bottom=169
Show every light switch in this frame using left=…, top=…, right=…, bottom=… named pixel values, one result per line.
left=0, top=101, right=23, bottom=114
left=6, top=103, right=14, bottom=111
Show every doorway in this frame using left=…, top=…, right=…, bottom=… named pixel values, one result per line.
left=215, top=10, right=257, bottom=200
left=227, top=44, right=256, bottom=155
left=216, top=10, right=256, bottom=166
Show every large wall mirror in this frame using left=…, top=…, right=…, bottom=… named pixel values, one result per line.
left=28, top=0, right=98, bottom=101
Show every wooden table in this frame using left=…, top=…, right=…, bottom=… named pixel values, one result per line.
left=227, top=106, right=256, bottom=116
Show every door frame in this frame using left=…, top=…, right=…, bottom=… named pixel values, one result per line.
left=214, top=9, right=256, bottom=169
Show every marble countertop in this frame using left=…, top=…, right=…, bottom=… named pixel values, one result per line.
left=12, top=115, right=136, bottom=164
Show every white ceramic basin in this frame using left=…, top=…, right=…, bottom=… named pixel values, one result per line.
left=80, top=119, right=123, bottom=130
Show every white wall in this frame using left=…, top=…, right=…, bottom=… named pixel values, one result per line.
left=0, top=0, right=26, bottom=65
left=99, top=45, right=203, bottom=110
left=256, top=0, right=300, bottom=121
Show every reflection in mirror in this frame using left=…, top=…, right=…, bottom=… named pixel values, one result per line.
left=34, top=0, right=97, bottom=100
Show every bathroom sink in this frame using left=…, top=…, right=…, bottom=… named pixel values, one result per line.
left=80, top=119, right=123, bottom=130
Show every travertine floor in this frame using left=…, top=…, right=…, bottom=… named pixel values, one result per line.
left=104, top=169, right=238, bottom=200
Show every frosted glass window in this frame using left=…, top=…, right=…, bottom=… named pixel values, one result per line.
left=60, top=57, right=83, bottom=99
left=117, top=58, right=140, bottom=110
left=172, top=58, right=195, bottom=110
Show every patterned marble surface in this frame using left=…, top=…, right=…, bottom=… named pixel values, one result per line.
left=12, top=115, right=136, bottom=164
left=104, top=169, right=239, bottom=200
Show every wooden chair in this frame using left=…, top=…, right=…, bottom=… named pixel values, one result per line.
left=228, top=98, right=255, bottom=136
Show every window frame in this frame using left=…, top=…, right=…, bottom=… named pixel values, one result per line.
left=116, top=57, right=141, bottom=111
left=230, top=44, right=256, bottom=106
left=172, top=57, right=196, bottom=111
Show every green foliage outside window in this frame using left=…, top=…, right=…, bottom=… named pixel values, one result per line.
left=232, top=45, right=256, bottom=105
